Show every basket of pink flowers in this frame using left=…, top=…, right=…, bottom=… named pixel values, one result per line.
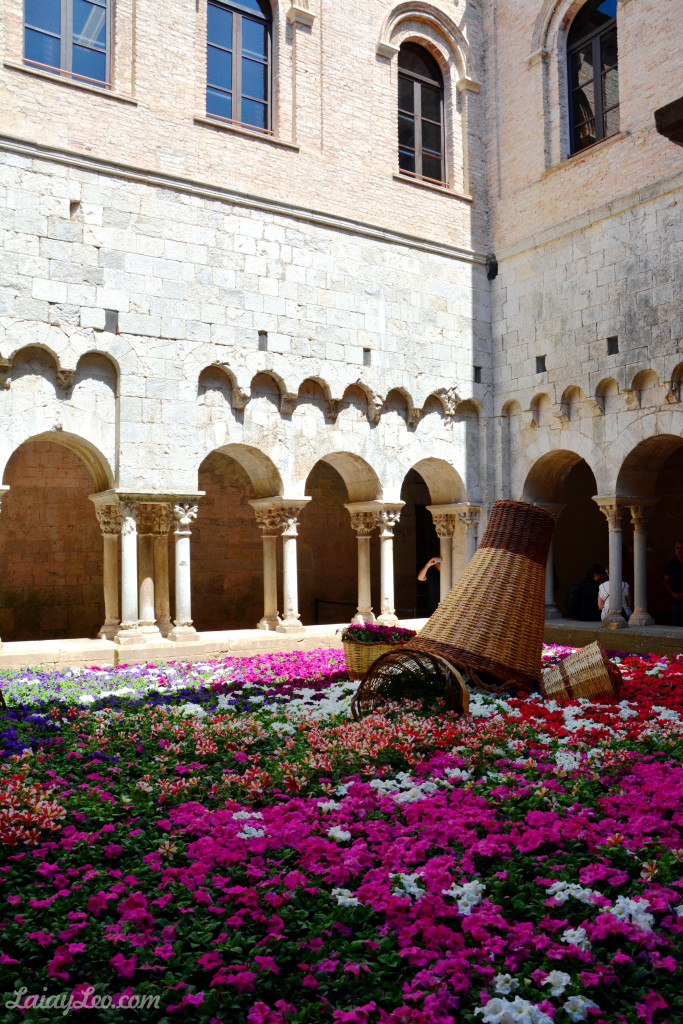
left=340, top=622, right=416, bottom=681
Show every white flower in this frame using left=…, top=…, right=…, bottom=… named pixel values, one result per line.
left=542, top=970, right=571, bottom=996
left=317, top=800, right=341, bottom=812
left=475, top=996, right=553, bottom=1024
left=602, top=895, right=654, bottom=931
left=78, top=694, right=95, bottom=704
left=237, top=825, right=266, bottom=839
left=442, top=879, right=485, bottom=915
left=493, top=973, right=519, bottom=995
left=332, top=888, right=359, bottom=907
left=391, top=872, right=425, bottom=900
left=176, top=702, right=207, bottom=718
left=561, top=926, right=591, bottom=950
left=327, top=826, right=351, bottom=842
left=563, top=996, right=600, bottom=1022
left=232, top=810, right=263, bottom=820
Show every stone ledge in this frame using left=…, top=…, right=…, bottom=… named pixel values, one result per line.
left=3, top=60, right=138, bottom=105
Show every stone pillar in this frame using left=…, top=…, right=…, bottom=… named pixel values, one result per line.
left=95, top=505, right=122, bottom=640
left=536, top=502, right=565, bottom=620
left=347, top=509, right=377, bottom=623
left=251, top=504, right=282, bottom=631
left=456, top=505, right=482, bottom=566
left=0, top=486, right=8, bottom=649
left=137, top=507, right=163, bottom=640
left=168, top=504, right=200, bottom=642
left=276, top=502, right=309, bottom=634
left=152, top=505, right=173, bottom=637
left=373, top=504, right=404, bottom=626
left=594, top=497, right=628, bottom=630
left=115, top=503, right=145, bottom=645
left=628, top=502, right=656, bottom=627
left=427, top=508, right=458, bottom=603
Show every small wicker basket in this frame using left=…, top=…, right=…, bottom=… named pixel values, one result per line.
left=540, top=641, right=622, bottom=701
left=351, top=649, right=470, bottom=720
left=343, top=640, right=410, bottom=681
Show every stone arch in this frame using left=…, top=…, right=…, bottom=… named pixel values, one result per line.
left=617, top=434, right=683, bottom=499
left=382, top=387, right=413, bottom=425
left=410, top=457, right=466, bottom=505
left=671, top=362, right=683, bottom=400
left=454, top=398, right=482, bottom=502
left=0, top=433, right=115, bottom=641
left=311, top=452, right=382, bottom=504
left=560, top=384, right=585, bottom=421
left=207, top=443, right=283, bottom=498
left=378, top=2, right=475, bottom=80
left=530, top=392, right=553, bottom=427
left=595, top=376, right=620, bottom=414
left=499, top=400, right=522, bottom=499
left=629, top=369, right=662, bottom=409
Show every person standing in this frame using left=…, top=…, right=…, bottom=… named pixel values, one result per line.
left=417, top=556, right=441, bottom=615
left=598, top=571, right=631, bottom=622
left=566, top=564, right=605, bottom=621
left=664, top=541, right=683, bottom=627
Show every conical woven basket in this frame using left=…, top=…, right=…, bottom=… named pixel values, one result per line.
left=540, top=641, right=622, bottom=701
left=353, top=500, right=555, bottom=708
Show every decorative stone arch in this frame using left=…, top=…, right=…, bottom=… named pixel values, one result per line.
left=199, top=364, right=249, bottom=411
left=1, top=431, right=114, bottom=493
left=203, top=442, right=284, bottom=499
left=616, top=434, right=683, bottom=499
left=530, top=392, right=554, bottom=427
left=522, top=447, right=592, bottom=503
left=595, top=376, right=620, bottom=414
left=628, top=369, right=662, bottom=409
left=301, top=451, right=382, bottom=504
left=249, top=370, right=298, bottom=415
left=560, top=384, right=585, bottom=421
left=409, top=456, right=466, bottom=505
left=376, top=2, right=481, bottom=195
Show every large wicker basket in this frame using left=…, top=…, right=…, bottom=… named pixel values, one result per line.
left=540, top=641, right=622, bottom=701
left=351, top=649, right=470, bottom=720
left=343, top=640, right=409, bottom=681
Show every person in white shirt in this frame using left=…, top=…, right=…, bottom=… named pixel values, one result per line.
left=597, top=571, right=632, bottom=621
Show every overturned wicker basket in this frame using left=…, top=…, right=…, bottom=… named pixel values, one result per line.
left=351, top=649, right=470, bottom=720
left=540, top=641, right=622, bottom=701
left=343, top=640, right=409, bottom=682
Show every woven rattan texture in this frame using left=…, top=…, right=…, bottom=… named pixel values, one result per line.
left=540, top=642, right=622, bottom=701
left=479, top=500, right=555, bottom=566
left=343, top=641, right=407, bottom=681
left=351, top=649, right=470, bottom=720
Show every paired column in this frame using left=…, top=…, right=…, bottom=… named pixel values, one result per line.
left=168, top=504, right=200, bottom=642
left=137, top=507, right=163, bottom=641
left=0, top=486, right=8, bottom=649
left=95, top=505, right=122, bottom=640
left=594, top=497, right=627, bottom=630
left=249, top=498, right=310, bottom=633
left=345, top=507, right=377, bottom=623
left=427, top=506, right=458, bottom=602
left=627, top=501, right=656, bottom=627
left=535, top=502, right=565, bottom=620
left=373, top=504, right=404, bottom=626
left=278, top=503, right=309, bottom=634
left=251, top=504, right=282, bottom=631
left=115, top=503, right=145, bottom=645
left=455, top=504, right=482, bottom=568
left=152, top=505, right=174, bottom=637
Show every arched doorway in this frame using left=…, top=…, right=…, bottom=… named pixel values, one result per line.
left=0, top=435, right=113, bottom=641
left=523, top=450, right=607, bottom=615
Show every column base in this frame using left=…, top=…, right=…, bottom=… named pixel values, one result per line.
left=629, top=610, right=655, bottom=627
left=98, top=621, right=120, bottom=641
left=352, top=610, right=375, bottom=624
left=601, top=614, right=629, bottom=630
left=157, top=616, right=173, bottom=638
left=276, top=619, right=306, bottom=634
left=168, top=624, right=200, bottom=643
left=544, top=604, right=562, bottom=620
left=139, top=622, right=163, bottom=640
left=114, top=626, right=146, bottom=645
left=377, top=613, right=399, bottom=626
left=257, top=615, right=281, bottom=631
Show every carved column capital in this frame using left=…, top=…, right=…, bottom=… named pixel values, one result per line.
left=373, top=505, right=403, bottom=537
left=95, top=504, right=122, bottom=535
left=454, top=504, right=482, bottom=531
left=431, top=513, right=458, bottom=539
left=119, top=502, right=139, bottom=535
left=253, top=509, right=283, bottom=537
left=173, top=504, right=198, bottom=535
left=348, top=511, right=377, bottom=537
left=150, top=504, right=174, bottom=536
left=250, top=498, right=310, bottom=538
left=593, top=497, right=623, bottom=532
left=627, top=498, right=658, bottom=533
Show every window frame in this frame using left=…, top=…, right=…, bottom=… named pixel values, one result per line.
left=566, top=2, right=619, bottom=155
left=397, top=44, right=447, bottom=187
left=23, top=0, right=111, bottom=88
left=206, top=0, right=273, bottom=135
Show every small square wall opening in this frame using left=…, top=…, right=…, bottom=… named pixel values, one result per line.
left=104, top=309, right=118, bottom=334
left=258, top=330, right=268, bottom=351
left=536, top=355, right=547, bottom=373
left=607, top=335, right=619, bottom=355
left=473, top=365, right=482, bottom=384
left=363, top=348, right=372, bottom=367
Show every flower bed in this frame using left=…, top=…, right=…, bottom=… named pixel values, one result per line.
left=1, top=648, right=683, bottom=1023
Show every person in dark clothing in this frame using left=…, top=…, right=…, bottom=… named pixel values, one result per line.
left=418, top=556, right=442, bottom=615
left=566, top=564, right=605, bottom=621
left=664, top=541, right=683, bottom=627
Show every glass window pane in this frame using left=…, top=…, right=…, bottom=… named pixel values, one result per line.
left=235, top=0, right=270, bottom=14
left=603, top=104, right=619, bottom=138
left=241, top=97, right=267, bottom=129
left=73, top=0, right=106, bottom=50
left=398, top=42, right=442, bottom=86
left=603, top=65, right=619, bottom=109
left=398, top=113, right=415, bottom=148
left=207, top=86, right=232, bottom=121
left=398, top=75, right=414, bottom=113
left=571, top=48, right=594, bottom=88
left=421, top=84, right=441, bottom=123
left=399, top=149, right=415, bottom=173
left=207, top=45, right=232, bottom=88
left=241, top=56, right=267, bottom=101
left=422, top=155, right=443, bottom=182
left=573, top=118, right=596, bottom=151
left=24, top=27, right=61, bottom=68
left=422, top=119, right=442, bottom=155
left=573, top=81, right=595, bottom=124
left=72, top=43, right=106, bottom=82
left=601, top=30, right=618, bottom=70
left=242, top=17, right=267, bottom=59
left=25, top=0, right=61, bottom=34
left=207, top=3, right=233, bottom=45
left=569, top=0, right=617, bottom=46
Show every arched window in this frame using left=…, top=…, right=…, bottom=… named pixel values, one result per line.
left=567, top=0, right=619, bottom=155
left=206, top=0, right=271, bottom=133
left=398, top=42, right=445, bottom=185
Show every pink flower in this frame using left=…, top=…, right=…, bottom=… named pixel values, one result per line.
left=635, top=990, right=668, bottom=1024
left=155, top=943, right=175, bottom=961
left=198, top=951, right=223, bottom=969
left=254, top=955, right=279, bottom=973
left=7, top=895, right=21, bottom=906
left=109, top=953, right=137, bottom=978
left=225, top=971, right=256, bottom=993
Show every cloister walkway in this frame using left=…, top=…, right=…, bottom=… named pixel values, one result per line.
left=1, top=618, right=683, bottom=671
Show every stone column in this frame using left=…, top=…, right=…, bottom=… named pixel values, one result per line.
left=0, top=486, right=9, bottom=649
left=137, top=507, right=163, bottom=640
left=456, top=505, right=482, bottom=566
left=95, top=505, right=122, bottom=640
left=628, top=502, right=656, bottom=627
left=276, top=502, right=309, bottom=634
left=250, top=504, right=282, bottom=631
left=594, top=497, right=628, bottom=630
left=115, top=502, right=145, bottom=645
left=373, top=504, right=404, bottom=626
left=152, top=505, right=173, bottom=637
left=427, top=508, right=458, bottom=603
left=168, top=504, right=200, bottom=642
left=347, top=509, right=377, bottom=623
left=536, top=502, right=565, bottom=620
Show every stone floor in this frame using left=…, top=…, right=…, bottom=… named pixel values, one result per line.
left=0, top=617, right=682, bottom=670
